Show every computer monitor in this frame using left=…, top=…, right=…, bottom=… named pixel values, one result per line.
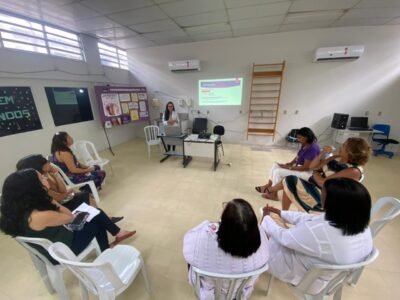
left=192, top=118, right=208, bottom=134
left=349, top=117, right=369, bottom=129
left=331, top=113, right=349, bottom=129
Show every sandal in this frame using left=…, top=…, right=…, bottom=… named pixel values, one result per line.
left=255, top=185, right=268, bottom=193
left=110, top=230, right=136, bottom=248
left=261, top=188, right=279, bottom=201
left=110, top=216, right=124, bottom=224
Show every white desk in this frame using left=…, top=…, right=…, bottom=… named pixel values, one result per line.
left=183, top=134, right=221, bottom=171
left=333, top=129, right=382, bottom=145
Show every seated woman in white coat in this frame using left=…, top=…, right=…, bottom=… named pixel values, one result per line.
left=261, top=178, right=373, bottom=294
left=183, top=199, right=269, bottom=300
left=162, top=101, right=180, bottom=152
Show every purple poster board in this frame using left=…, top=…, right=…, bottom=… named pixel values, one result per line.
left=94, top=85, right=149, bottom=128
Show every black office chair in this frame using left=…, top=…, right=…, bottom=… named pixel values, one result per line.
left=372, top=124, right=399, bottom=158
left=286, top=129, right=299, bottom=147
left=192, top=118, right=208, bottom=134
left=213, top=125, right=225, bottom=156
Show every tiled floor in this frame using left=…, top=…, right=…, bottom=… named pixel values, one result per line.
left=0, top=139, right=399, bottom=299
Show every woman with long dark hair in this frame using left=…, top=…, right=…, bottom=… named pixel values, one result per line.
left=16, top=154, right=123, bottom=223
left=0, top=169, right=135, bottom=260
left=261, top=178, right=373, bottom=294
left=183, top=199, right=269, bottom=299
left=162, top=101, right=179, bottom=126
left=255, top=127, right=320, bottom=200
left=162, top=101, right=180, bottom=152
left=50, top=132, right=105, bottom=190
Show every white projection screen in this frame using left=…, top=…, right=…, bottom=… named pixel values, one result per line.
left=199, top=78, right=243, bottom=106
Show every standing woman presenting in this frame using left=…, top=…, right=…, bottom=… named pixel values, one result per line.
left=162, top=101, right=180, bottom=152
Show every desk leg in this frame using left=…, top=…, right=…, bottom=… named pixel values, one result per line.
left=183, top=156, right=192, bottom=167
left=160, top=136, right=170, bottom=163
left=214, top=142, right=220, bottom=171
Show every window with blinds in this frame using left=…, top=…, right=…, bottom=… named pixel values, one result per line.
left=0, top=12, right=84, bottom=61
left=98, top=42, right=128, bottom=70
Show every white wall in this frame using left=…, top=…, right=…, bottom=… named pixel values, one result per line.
left=127, top=25, right=400, bottom=146
left=0, top=35, right=138, bottom=184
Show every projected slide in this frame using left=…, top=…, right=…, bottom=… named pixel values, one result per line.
left=199, top=78, right=243, bottom=106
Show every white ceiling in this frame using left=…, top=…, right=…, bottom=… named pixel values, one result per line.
left=0, top=0, right=399, bottom=50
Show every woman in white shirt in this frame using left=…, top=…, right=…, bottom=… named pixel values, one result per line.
left=261, top=178, right=373, bottom=294
left=183, top=199, right=269, bottom=300
left=162, top=101, right=180, bottom=151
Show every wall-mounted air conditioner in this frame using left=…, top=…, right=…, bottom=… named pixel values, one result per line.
left=314, top=45, right=364, bottom=62
left=168, top=59, right=200, bottom=72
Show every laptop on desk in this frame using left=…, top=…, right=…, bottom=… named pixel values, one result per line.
left=164, top=126, right=181, bottom=136
left=348, top=117, right=371, bottom=131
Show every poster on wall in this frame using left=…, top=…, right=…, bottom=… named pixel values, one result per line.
left=101, top=93, right=122, bottom=117
left=94, top=86, right=149, bottom=128
left=0, top=86, right=42, bottom=137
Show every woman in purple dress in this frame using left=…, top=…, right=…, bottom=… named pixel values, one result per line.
left=255, top=127, right=320, bottom=200
left=50, top=132, right=105, bottom=190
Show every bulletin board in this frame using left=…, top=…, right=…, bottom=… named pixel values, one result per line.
left=0, top=86, right=42, bottom=137
left=94, top=85, right=149, bottom=127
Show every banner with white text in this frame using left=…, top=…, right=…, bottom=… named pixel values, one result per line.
left=0, top=86, right=42, bottom=137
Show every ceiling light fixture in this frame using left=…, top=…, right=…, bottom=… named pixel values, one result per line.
left=286, top=9, right=346, bottom=19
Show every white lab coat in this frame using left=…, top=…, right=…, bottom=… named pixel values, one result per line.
left=162, top=111, right=179, bottom=126
left=261, top=211, right=373, bottom=294
left=183, top=221, right=269, bottom=300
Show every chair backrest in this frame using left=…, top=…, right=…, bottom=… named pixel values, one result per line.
left=144, top=125, right=160, bottom=144
left=370, top=197, right=400, bottom=237
left=192, top=118, right=208, bottom=134
left=287, top=129, right=299, bottom=144
left=50, top=163, right=74, bottom=186
left=372, top=124, right=390, bottom=139
left=191, top=263, right=268, bottom=300
left=287, top=129, right=299, bottom=138
left=15, top=236, right=57, bottom=265
left=213, top=125, right=225, bottom=136
left=72, top=140, right=101, bottom=165
left=49, top=242, right=124, bottom=295
left=292, top=248, right=379, bottom=297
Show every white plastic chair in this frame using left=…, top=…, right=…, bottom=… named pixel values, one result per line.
left=266, top=248, right=379, bottom=300
left=144, top=125, right=161, bottom=159
left=191, top=263, right=269, bottom=300
left=15, top=236, right=101, bottom=300
left=48, top=242, right=151, bottom=300
left=370, top=196, right=400, bottom=237
left=348, top=196, right=400, bottom=286
left=50, top=163, right=101, bottom=205
left=72, top=140, right=112, bottom=173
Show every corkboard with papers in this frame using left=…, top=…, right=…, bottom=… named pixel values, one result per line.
left=94, top=85, right=149, bottom=127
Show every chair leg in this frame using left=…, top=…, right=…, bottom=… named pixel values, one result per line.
left=333, top=284, right=343, bottom=300
left=266, top=274, right=274, bottom=296
left=141, top=260, right=151, bottom=293
left=347, top=268, right=363, bottom=287
left=30, top=255, right=55, bottom=294
left=98, top=291, right=116, bottom=300
left=221, top=143, right=224, bottom=156
left=79, top=282, right=90, bottom=300
left=147, top=145, right=151, bottom=159
left=47, top=266, right=69, bottom=300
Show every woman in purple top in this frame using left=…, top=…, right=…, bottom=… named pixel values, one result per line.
left=255, top=127, right=320, bottom=200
